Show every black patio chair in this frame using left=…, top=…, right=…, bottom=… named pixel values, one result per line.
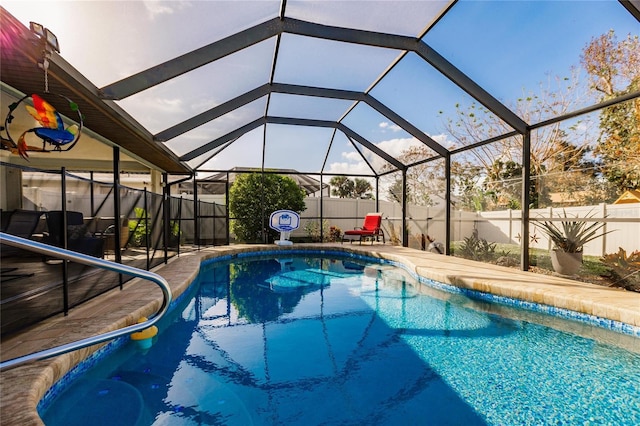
left=0, top=209, right=44, bottom=257
left=44, top=211, right=104, bottom=258
left=1, top=210, right=14, bottom=232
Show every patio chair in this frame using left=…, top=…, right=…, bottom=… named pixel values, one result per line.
left=1, top=210, right=14, bottom=232
left=342, top=213, right=385, bottom=245
left=44, top=211, right=104, bottom=258
left=0, top=209, right=44, bottom=257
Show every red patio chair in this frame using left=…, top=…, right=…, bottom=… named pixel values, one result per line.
left=342, top=213, right=385, bottom=245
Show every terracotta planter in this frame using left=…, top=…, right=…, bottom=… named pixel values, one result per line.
left=104, top=226, right=129, bottom=252
left=550, top=250, right=582, bottom=276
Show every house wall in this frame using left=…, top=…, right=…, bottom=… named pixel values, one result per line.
left=0, top=165, right=22, bottom=211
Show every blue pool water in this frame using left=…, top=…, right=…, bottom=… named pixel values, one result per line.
left=41, top=254, right=640, bottom=425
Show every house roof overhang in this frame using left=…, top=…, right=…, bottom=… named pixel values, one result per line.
left=0, top=7, right=191, bottom=174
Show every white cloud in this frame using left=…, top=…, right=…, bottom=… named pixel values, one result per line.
left=376, top=133, right=457, bottom=155
left=429, top=133, right=456, bottom=149
left=342, top=151, right=362, bottom=162
left=189, top=98, right=217, bottom=113
left=156, top=97, right=184, bottom=112
left=376, top=137, right=420, bottom=158
left=143, top=1, right=174, bottom=18
left=117, top=95, right=186, bottom=133
left=143, top=1, right=191, bottom=19
left=379, top=122, right=401, bottom=132
left=326, top=161, right=372, bottom=176
left=126, top=96, right=184, bottom=120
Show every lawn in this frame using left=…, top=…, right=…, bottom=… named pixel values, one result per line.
left=450, top=242, right=639, bottom=293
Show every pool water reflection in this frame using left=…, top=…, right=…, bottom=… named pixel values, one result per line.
left=41, top=255, right=640, bottom=425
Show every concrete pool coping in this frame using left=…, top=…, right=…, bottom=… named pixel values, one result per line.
left=1, top=243, right=639, bottom=425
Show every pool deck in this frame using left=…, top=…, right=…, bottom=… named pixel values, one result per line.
left=1, top=243, right=639, bottom=425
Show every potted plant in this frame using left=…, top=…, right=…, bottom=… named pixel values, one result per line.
left=534, top=210, right=612, bottom=276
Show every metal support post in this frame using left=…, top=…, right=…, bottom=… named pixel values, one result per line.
left=521, top=130, right=531, bottom=271
left=320, top=173, right=324, bottom=243
left=61, top=167, right=69, bottom=314
left=225, top=173, right=230, bottom=245
left=144, top=188, right=150, bottom=270
left=402, top=168, right=408, bottom=247
left=445, top=154, right=451, bottom=255
left=89, top=171, right=95, bottom=216
left=193, top=175, right=200, bottom=248
left=375, top=176, right=380, bottom=212
left=113, top=147, right=123, bottom=287
left=163, top=173, right=170, bottom=264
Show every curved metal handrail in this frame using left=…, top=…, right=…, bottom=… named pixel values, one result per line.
left=0, top=232, right=172, bottom=370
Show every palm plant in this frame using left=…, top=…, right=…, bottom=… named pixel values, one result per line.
left=534, top=210, right=612, bottom=253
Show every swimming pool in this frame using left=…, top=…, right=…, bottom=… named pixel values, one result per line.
left=40, top=253, right=640, bottom=425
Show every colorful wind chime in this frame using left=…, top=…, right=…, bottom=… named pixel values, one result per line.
left=2, top=29, right=83, bottom=160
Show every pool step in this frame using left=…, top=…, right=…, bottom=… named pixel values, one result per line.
left=41, top=379, right=146, bottom=426
left=361, top=265, right=418, bottom=298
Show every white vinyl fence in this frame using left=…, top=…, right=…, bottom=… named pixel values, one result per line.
left=300, top=199, right=639, bottom=256
left=477, top=204, right=639, bottom=256
left=299, top=198, right=449, bottom=247
left=25, top=184, right=638, bottom=255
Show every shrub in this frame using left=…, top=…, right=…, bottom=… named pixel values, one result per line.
left=128, top=207, right=149, bottom=247
left=534, top=209, right=612, bottom=253
left=386, top=221, right=401, bottom=246
left=328, top=226, right=342, bottom=242
left=458, top=233, right=497, bottom=261
left=601, top=248, right=640, bottom=291
left=304, top=220, right=327, bottom=242
left=127, top=207, right=181, bottom=247
left=303, top=221, right=341, bottom=242
left=229, top=173, right=306, bottom=242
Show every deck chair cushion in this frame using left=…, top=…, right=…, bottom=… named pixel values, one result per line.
left=361, top=214, right=382, bottom=231
left=343, top=213, right=385, bottom=244
left=67, top=224, right=92, bottom=240
left=45, top=211, right=104, bottom=258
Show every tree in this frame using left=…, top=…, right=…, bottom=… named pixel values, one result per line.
left=353, top=178, right=374, bottom=199
left=581, top=31, right=639, bottom=98
left=381, top=146, right=449, bottom=207
left=386, top=178, right=405, bottom=204
left=581, top=30, right=640, bottom=192
left=486, top=160, right=525, bottom=209
left=229, top=173, right=306, bottom=242
left=593, top=91, right=640, bottom=191
left=441, top=68, right=602, bottom=208
left=330, top=176, right=354, bottom=198
left=456, top=170, right=496, bottom=212
left=329, top=176, right=373, bottom=199
left=539, top=137, right=601, bottom=205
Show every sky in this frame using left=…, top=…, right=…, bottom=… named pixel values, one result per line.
left=2, top=0, right=638, bottom=179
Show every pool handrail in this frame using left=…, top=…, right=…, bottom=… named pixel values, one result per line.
left=0, top=232, right=173, bottom=371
